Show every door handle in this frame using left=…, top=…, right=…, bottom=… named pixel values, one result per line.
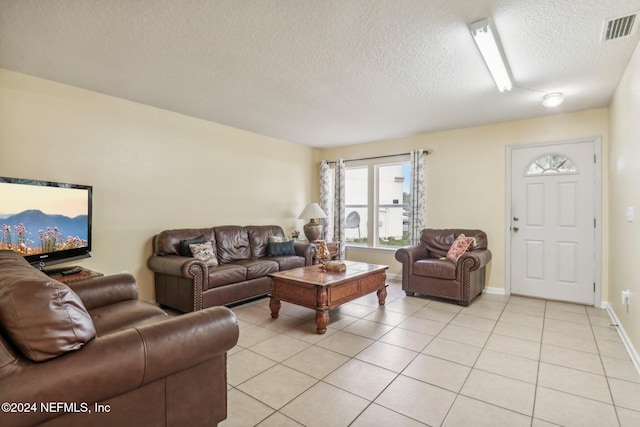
left=513, top=226, right=519, bottom=232
left=513, top=216, right=519, bottom=221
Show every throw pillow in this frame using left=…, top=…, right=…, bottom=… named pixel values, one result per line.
left=446, top=234, right=475, bottom=263
left=268, top=236, right=289, bottom=243
left=268, top=240, right=296, bottom=257
left=179, top=235, right=207, bottom=257
left=189, top=241, right=219, bottom=266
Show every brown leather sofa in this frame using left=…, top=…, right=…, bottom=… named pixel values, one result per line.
left=0, top=250, right=239, bottom=427
left=148, top=225, right=316, bottom=312
left=395, top=229, right=492, bottom=306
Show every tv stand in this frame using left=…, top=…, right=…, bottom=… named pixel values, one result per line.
left=45, top=266, right=103, bottom=284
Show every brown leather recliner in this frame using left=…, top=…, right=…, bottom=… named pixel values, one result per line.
left=0, top=250, right=239, bottom=427
left=395, top=229, right=492, bottom=306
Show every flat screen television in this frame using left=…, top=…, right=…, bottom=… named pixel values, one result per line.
left=0, top=176, right=92, bottom=270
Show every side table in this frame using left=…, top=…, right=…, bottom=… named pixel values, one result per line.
left=47, top=267, right=104, bottom=284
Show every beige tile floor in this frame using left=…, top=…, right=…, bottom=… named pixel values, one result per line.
left=220, top=279, right=640, bottom=427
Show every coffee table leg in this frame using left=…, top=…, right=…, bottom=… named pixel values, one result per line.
left=377, top=285, right=388, bottom=305
left=315, top=309, right=329, bottom=334
left=269, top=297, right=281, bottom=319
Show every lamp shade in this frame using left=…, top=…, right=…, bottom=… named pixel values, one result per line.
left=298, top=203, right=328, bottom=220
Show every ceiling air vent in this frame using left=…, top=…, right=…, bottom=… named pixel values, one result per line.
left=601, top=13, right=638, bottom=42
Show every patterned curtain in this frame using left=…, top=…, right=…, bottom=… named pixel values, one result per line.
left=409, top=150, right=425, bottom=245
left=319, top=161, right=332, bottom=241
left=333, top=159, right=346, bottom=256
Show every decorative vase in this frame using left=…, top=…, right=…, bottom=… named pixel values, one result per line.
left=316, top=240, right=330, bottom=269
left=303, top=220, right=323, bottom=241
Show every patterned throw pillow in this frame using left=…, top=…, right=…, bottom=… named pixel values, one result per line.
left=446, top=234, right=475, bottom=263
left=189, top=241, right=219, bottom=266
left=179, top=235, right=207, bottom=257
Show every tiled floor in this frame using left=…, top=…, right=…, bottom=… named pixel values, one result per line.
left=220, top=279, right=640, bottom=427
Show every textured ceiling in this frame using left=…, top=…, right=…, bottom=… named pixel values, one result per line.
left=1, top=0, right=640, bottom=148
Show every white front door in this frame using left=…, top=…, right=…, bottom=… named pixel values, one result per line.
left=509, top=140, right=597, bottom=305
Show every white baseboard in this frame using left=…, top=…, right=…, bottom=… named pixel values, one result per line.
left=602, top=301, right=640, bottom=377
left=388, top=276, right=506, bottom=297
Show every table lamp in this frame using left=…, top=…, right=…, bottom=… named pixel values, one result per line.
left=298, top=203, right=328, bottom=241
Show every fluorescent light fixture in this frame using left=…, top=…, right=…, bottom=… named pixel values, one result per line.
left=470, top=18, right=513, bottom=92
left=542, top=92, right=564, bottom=107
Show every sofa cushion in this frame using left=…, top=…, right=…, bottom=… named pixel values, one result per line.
left=215, top=226, right=251, bottom=263
left=267, top=256, right=306, bottom=271
left=0, top=252, right=96, bottom=362
left=247, top=225, right=287, bottom=259
left=413, top=259, right=456, bottom=280
left=89, top=300, right=168, bottom=336
left=420, top=229, right=488, bottom=257
left=234, top=260, right=279, bottom=280
left=268, top=240, right=296, bottom=257
left=154, top=228, right=216, bottom=256
left=208, top=264, right=248, bottom=289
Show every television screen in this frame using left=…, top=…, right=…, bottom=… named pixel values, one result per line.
left=0, top=177, right=92, bottom=268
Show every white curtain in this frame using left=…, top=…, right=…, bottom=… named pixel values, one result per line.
left=333, top=159, right=346, bottom=256
left=409, top=149, right=425, bottom=245
left=319, top=161, right=332, bottom=241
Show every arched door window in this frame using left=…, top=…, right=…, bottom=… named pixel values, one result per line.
left=525, top=154, right=577, bottom=176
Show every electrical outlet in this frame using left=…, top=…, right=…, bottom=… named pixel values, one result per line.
left=626, top=207, right=634, bottom=222
left=622, top=289, right=630, bottom=305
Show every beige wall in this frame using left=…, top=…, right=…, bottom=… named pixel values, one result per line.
left=0, top=69, right=318, bottom=301
left=608, top=41, right=640, bottom=353
left=320, top=109, right=609, bottom=296
left=0, top=67, right=617, bottom=313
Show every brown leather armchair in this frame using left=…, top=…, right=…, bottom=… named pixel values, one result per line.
left=395, top=229, right=492, bottom=306
left=0, top=250, right=239, bottom=427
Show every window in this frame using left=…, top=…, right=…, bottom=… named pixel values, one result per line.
left=525, top=154, right=577, bottom=176
left=344, top=159, right=410, bottom=248
left=344, top=167, right=368, bottom=244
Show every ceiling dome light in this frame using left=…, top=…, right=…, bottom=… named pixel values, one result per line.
left=542, top=92, right=564, bottom=108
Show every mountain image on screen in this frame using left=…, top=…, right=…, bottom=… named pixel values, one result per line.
left=1, top=209, right=89, bottom=254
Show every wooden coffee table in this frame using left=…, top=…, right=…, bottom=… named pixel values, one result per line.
left=268, top=261, right=388, bottom=334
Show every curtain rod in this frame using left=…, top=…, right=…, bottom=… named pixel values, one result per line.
left=323, top=149, right=432, bottom=164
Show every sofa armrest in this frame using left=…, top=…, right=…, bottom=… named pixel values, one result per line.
left=457, top=248, right=492, bottom=272
left=394, top=245, right=430, bottom=268
left=138, top=306, right=239, bottom=384
left=148, top=254, right=207, bottom=277
left=67, top=273, right=139, bottom=310
left=294, top=241, right=317, bottom=266
left=0, top=307, right=238, bottom=427
left=395, top=245, right=431, bottom=289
